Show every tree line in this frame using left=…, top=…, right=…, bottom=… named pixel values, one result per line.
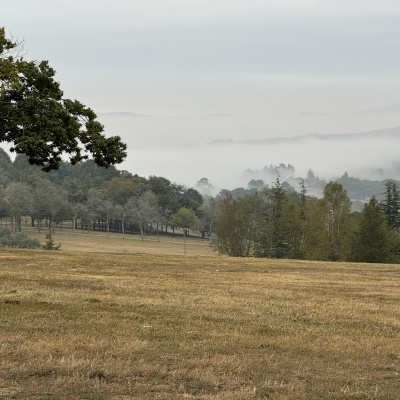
left=1, top=148, right=400, bottom=263
left=214, top=177, right=400, bottom=263
left=0, top=150, right=204, bottom=239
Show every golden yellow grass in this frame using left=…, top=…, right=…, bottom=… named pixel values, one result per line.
left=0, top=247, right=400, bottom=399
left=24, top=226, right=215, bottom=256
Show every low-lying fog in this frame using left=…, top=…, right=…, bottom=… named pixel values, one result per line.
left=3, top=120, right=399, bottom=194
left=116, top=127, right=400, bottom=192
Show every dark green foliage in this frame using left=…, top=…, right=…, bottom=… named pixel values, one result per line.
left=0, top=28, right=126, bottom=171
left=146, top=176, right=203, bottom=215
left=1, top=154, right=204, bottom=237
left=350, top=197, right=396, bottom=263
left=146, top=176, right=176, bottom=212
left=230, top=187, right=258, bottom=198
left=42, top=231, right=61, bottom=250
left=179, top=187, right=203, bottom=212
left=0, top=227, right=40, bottom=248
left=299, top=179, right=308, bottom=220
left=214, top=182, right=367, bottom=262
left=101, top=175, right=143, bottom=205
left=247, top=179, right=266, bottom=191
left=48, top=159, right=120, bottom=185
left=214, top=193, right=262, bottom=257
left=0, top=147, right=13, bottom=185
left=382, top=179, right=400, bottom=230
left=254, top=176, right=292, bottom=258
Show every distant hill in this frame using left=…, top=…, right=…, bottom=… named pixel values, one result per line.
left=208, top=127, right=400, bottom=146
left=350, top=102, right=400, bottom=116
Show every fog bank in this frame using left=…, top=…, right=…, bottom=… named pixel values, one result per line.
left=118, top=129, right=400, bottom=191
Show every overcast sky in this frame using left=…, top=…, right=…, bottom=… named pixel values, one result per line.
left=3, top=1, right=400, bottom=187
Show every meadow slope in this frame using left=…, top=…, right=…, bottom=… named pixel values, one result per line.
left=1, top=247, right=399, bottom=399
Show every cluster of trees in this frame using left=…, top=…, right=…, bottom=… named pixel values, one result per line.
left=214, top=177, right=400, bottom=263
left=244, top=163, right=295, bottom=184
left=241, top=164, right=391, bottom=206
left=1, top=146, right=400, bottom=263
left=0, top=150, right=206, bottom=239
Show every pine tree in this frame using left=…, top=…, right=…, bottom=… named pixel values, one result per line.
left=42, top=231, right=61, bottom=250
left=351, top=197, right=395, bottom=263
left=299, top=179, right=308, bottom=221
left=254, top=175, right=290, bottom=258
left=382, top=180, right=400, bottom=230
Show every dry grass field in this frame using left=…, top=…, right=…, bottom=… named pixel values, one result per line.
left=23, top=226, right=215, bottom=257
left=0, top=232, right=400, bottom=399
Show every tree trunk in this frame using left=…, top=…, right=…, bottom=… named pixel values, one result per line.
left=140, top=225, right=144, bottom=241
left=183, top=229, right=187, bottom=256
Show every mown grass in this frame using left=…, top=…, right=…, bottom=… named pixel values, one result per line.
left=22, top=225, right=214, bottom=256
left=0, top=247, right=400, bottom=399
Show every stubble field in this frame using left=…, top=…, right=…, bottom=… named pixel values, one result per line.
left=0, top=231, right=399, bottom=399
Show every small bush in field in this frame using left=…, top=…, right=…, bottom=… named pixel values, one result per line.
left=42, top=231, right=61, bottom=250
left=0, top=227, right=40, bottom=248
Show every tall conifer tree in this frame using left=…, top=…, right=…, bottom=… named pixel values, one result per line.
left=351, top=197, right=395, bottom=263
left=382, top=180, right=400, bottom=230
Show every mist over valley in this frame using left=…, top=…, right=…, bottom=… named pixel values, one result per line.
left=113, top=125, right=400, bottom=195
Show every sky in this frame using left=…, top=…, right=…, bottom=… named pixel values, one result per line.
left=2, top=1, right=400, bottom=189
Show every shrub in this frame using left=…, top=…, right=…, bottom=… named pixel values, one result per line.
left=42, top=231, right=61, bottom=250
left=0, top=227, right=40, bottom=248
